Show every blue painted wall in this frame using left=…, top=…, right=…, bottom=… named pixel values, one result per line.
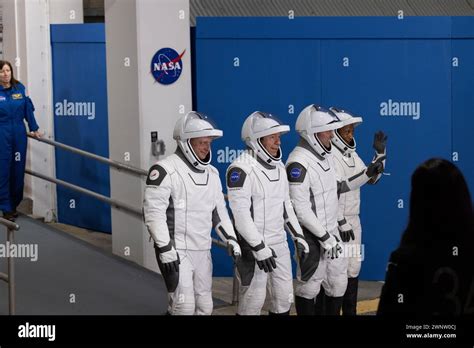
left=51, top=24, right=111, bottom=233
left=195, top=17, right=474, bottom=279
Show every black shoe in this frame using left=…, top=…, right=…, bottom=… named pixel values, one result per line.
left=12, top=210, right=19, bottom=218
left=342, top=277, right=359, bottom=316
left=295, top=296, right=315, bottom=315
left=326, top=296, right=344, bottom=315
left=314, top=289, right=327, bottom=315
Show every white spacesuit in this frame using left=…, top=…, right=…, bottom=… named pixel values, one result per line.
left=330, top=107, right=386, bottom=316
left=286, top=105, right=385, bottom=315
left=226, top=111, right=309, bottom=315
left=143, top=111, right=241, bottom=315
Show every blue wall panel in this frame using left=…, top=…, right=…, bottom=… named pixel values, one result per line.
left=452, top=18, right=474, bottom=195
left=321, top=39, right=452, bottom=279
left=51, top=24, right=111, bottom=233
left=196, top=17, right=474, bottom=279
left=196, top=38, right=322, bottom=276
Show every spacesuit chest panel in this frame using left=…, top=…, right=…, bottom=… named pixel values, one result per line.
left=250, top=163, right=286, bottom=238
left=333, top=150, right=363, bottom=216
left=307, top=156, right=339, bottom=230
left=172, top=158, right=215, bottom=234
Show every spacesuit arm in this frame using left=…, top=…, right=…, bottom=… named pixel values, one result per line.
left=283, top=184, right=310, bottom=257
left=212, top=177, right=241, bottom=259
left=143, top=164, right=173, bottom=250
left=286, top=162, right=337, bottom=250
left=368, top=151, right=386, bottom=184
left=226, top=166, right=262, bottom=248
left=337, top=153, right=386, bottom=193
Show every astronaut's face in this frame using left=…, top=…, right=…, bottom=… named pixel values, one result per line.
left=316, top=130, right=334, bottom=149
left=337, top=124, right=355, bottom=144
left=260, top=132, right=281, bottom=157
left=0, top=64, right=12, bottom=86
left=190, top=136, right=213, bottom=160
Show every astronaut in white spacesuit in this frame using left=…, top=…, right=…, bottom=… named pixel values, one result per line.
left=143, top=111, right=241, bottom=315
left=330, top=107, right=386, bottom=316
left=286, top=105, right=385, bottom=315
left=226, top=111, right=309, bottom=315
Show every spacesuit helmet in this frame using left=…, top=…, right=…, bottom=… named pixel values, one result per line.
left=295, top=104, right=342, bottom=157
left=330, top=107, right=363, bottom=155
left=173, top=111, right=223, bottom=170
left=241, top=111, right=290, bottom=165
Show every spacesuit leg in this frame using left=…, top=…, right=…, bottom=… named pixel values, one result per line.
left=346, top=215, right=362, bottom=279
left=168, top=250, right=195, bottom=315
left=237, top=263, right=268, bottom=315
left=343, top=215, right=362, bottom=315
left=322, top=229, right=348, bottom=315
left=193, top=250, right=213, bottom=315
left=267, top=242, right=293, bottom=315
left=294, top=246, right=326, bottom=315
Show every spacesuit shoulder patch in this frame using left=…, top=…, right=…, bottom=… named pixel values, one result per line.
left=146, top=164, right=168, bottom=186
left=286, top=162, right=307, bottom=183
left=227, top=166, right=247, bottom=188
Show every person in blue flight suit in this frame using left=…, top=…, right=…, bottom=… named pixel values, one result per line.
left=0, top=60, right=41, bottom=221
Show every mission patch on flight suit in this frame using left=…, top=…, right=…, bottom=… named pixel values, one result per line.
left=146, top=164, right=167, bottom=186
left=286, top=162, right=307, bottom=183
left=227, top=167, right=247, bottom=188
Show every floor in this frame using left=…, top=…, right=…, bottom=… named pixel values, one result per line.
left=4, top=205, right=383, bottom=315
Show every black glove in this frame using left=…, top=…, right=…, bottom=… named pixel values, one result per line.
left=253, top=246, right=277, bottom=273
left=227, top=240, right=242, bottom=264
left=295, top=238, right=309, bottom=263
left=366, top=160, right=384, bottom=177
left=327, top=236, right=343, bottom=260
left=373, top=131, right=387, bottom=154
left=338, top=220, right=355, bottom=243
left=159, top=247, right=180, bottom=273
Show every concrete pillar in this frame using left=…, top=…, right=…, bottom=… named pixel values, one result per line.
left=105, top=0, right=192, bottom=270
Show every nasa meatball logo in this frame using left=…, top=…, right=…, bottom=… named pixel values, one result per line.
left=151, top=48, right=185, bottom=85
left=230, top=171, right=240, bottom=183
left=290, top=167, right=301, bottom=179
left=149, top=169, right=160, bottom=181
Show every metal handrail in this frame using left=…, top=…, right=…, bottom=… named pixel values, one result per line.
left=27, top=134, right=147, bottom=176
left=25, top=169, right=142, bottom=216
left=0, top=218, right=20, bottom=315
left=27, top=135, right=237, bottom=303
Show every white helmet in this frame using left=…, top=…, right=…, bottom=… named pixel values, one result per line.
left=295, top=104, right=342, bottom=157
left=330, top=107, right=363, bottom=155
left=241, top=111, right=290, bottom=165
left=173, top=111, right=223, bottom=170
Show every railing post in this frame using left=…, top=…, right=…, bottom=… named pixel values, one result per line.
left=232, top=265, right=239, bottom=305
left=0, top=218, right=19, bottom=315
left=7, top=226, right=15, bottom=315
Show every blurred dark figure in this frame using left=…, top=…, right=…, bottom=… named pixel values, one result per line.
left=378, top=158, right=474, bottom=316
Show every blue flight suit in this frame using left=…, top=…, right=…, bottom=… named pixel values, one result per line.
left=0, top=82, right=39, bottom=213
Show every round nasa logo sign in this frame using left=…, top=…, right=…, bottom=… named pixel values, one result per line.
left=230, top=171, right=240, bottom=183
left=151, top=48, right=185, bottom=85
left=290, top=167, right=301, bottom=178
left=149, top=169, right=160, bottom=181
